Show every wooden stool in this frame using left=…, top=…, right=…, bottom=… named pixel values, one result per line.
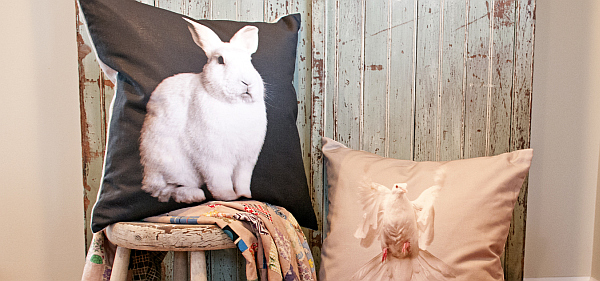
left=105, top=222, right=236, bottom=281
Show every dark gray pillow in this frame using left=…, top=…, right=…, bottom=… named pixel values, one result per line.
left=79, top=0, right=317, bottom=231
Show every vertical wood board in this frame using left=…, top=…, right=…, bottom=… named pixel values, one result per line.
left=504, top=0, right=535, bottom=279
left=362, top=0, right=389, bottom=156
left=413, top=0, right=442, bottom=161
left=464, top=0, right=492, bottom=159
left=77, top=2, right=111, bottom=252
left=387, top=0, right=416, bottom=160
left=438, top=0, right=467, bottom=161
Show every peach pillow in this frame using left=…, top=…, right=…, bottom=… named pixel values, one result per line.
left=319, top=137, right=532, bottom=281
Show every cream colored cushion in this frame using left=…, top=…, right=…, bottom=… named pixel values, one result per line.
left=319, top=137, right=533, bottom=281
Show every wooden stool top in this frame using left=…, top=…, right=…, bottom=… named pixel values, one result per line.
left=105, top=222, right=236, bottom=252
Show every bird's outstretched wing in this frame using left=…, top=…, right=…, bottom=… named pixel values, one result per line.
left=354, top=181, right=390, bottom=248
left=411, top=167, right=446, bottom=250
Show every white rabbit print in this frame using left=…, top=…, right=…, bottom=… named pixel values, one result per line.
left=139, top=18, right=267, bottom=203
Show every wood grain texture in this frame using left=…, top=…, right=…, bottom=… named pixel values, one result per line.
left=439, top=0, right=467, bottom=161
left=464, top=0, right=492, bottom=159
left=488, top=0, right=516, bottom=157
left=331, top=0, right=363, bottom=149
left=110, top=247, right=132, bottom=281
left=414, top=0, right=441, bottom=161
left=308, top=0, right=327, bottom=268
left=190, top=251, right=209, bottom=281
left=78, top=0, right=536, bottom=279
left=187, top=0, right=211, bottom=19
left=504, top=0, right=535, bottom=279
left=387, top=0, right=416, bottom=160
left=77, top=2, right=111, bottom=252
left=105, top=222, right=236, bottom=251
left=363, top=0, right=389, bottom=156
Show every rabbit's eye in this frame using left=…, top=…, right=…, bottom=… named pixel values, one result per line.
left=217, top=56, right=225, bottom=65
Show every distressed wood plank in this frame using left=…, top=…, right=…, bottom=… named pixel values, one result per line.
left=308, top=0, right=327, bottom=270
left=362, top=0, right=389, bottom=156
left=438, top=0, right=467, bottom=161
left=187, top=0, right=211, bottom=19
left=464, top=0, right=492, bottom=159
left=487, top=0, right=516, bottom=156
left=77, top=2, right=110, bottom=252
left=208, top=248, right=246, bottom=281
left=266, top=0, right=291, bottom=21
left=504, top=0, right=535, bottom=280
left=333, top=0, right=363, bottom=149
left=289, top=0, right=319, bottom=262
left=238, top=0, right=265, bottom=21
left=211, top=0, right=237, bottom=20
left=155, top=0, right=186, bottom=14
left=387, top=0, right=416, bottom=160
left=510, top=0, right=534, bottom=153
left=189, top=252, right=207, bottom=281
left=163, top=251, right=175, bottom=281
left=413, top=0, right=441, bottom=161
left=323, top=0, right=337, bottom=143
left=106, top=222, right=236, bottom=251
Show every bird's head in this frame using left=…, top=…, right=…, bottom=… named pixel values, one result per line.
left=392, top=183, right=408, bottom=194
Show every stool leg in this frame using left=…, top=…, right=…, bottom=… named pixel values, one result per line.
left=173, top=251, right=189, bottom=281
left=110, top=246, right=131, bottom=281
left=190, top=251, right=208, bottom=281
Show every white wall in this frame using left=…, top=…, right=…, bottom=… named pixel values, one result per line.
left=594, top=150, right=600, bottom=279
left=526, top=0, right=600, bottom=278
left=0, top=0, right=85, bottom=280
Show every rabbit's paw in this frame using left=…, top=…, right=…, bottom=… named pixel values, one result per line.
left=233, top=169, right=253, bottom=199
left=234, top=185, right=252, bottom=199
left=142, top=183, right=175, bottom=202
left=209, top=188, right=239, bottom=201
left=236, top=189, right=252, bottom=199
left=173, top=186, right=206, bottom=203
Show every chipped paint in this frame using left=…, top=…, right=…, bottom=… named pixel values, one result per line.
left=368, top=64, right=383, bottom=71
left=494, top=0, right=516, bottom=27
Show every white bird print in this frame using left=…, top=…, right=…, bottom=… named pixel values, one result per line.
left=353, top=168, right=455, bottom=281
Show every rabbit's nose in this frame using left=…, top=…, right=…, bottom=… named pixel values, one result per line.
left=241, top=81, right=249, bottom=86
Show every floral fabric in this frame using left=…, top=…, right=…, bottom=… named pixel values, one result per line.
left=81, top=201, right=316, bottom=281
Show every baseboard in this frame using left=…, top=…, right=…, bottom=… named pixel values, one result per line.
left=524, top=277, right=598, bottom=281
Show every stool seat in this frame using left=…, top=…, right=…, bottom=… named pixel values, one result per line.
left=105, top=222, right=236, bottom=281
left=106, top=221, right=236, bottom=251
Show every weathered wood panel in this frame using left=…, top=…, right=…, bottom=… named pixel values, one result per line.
left=330, top=0, right=363, bottom=149
left=439, top=0, right=467, bottom=161
left=106, top=222, right=236, bottom=251
left=504, top=0, right=535, bottom=279
left=488, top=0, right=516, bottom=157
left=363, top=0, right=389, bottom=155
left=308, top=0, right=327, bottom=263
left=413, top=0, right=441, bottom=162
left=76, top=3, right=111, bottom=252
left=78, top=0, right=535, bottom=280
left=388, top=0, right=416, bottom=160
left=464, top=0, right=491, bottom=159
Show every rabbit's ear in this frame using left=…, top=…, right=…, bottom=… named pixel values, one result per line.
left=183, top=17, right=223, bottom=57
left=230, top=26, right=259, bottom=54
